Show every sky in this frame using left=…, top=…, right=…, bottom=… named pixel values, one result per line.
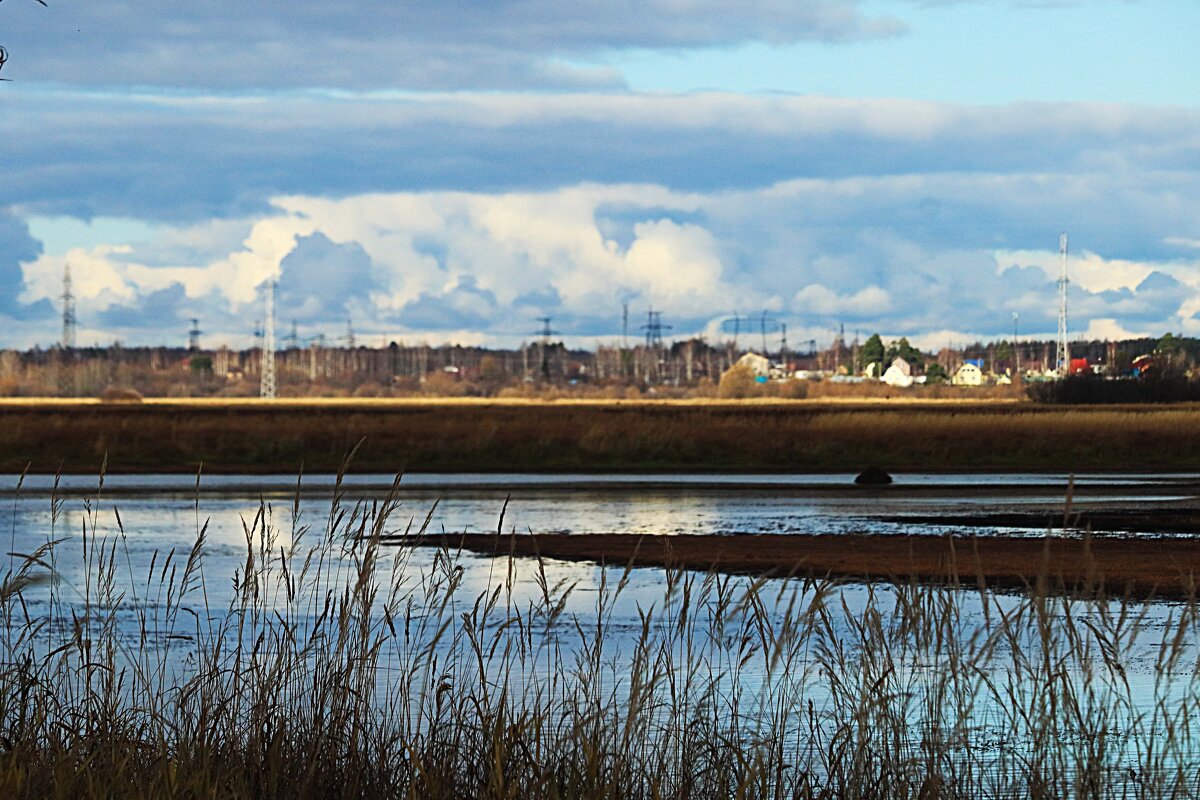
left=1, top=0, right=1199, bottom=351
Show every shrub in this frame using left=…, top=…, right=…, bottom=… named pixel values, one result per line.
left=764, top=378, right=809, bottom=399
left=718, top=364, right=758, bottom=399
left=98, top=386, right=144, bottom=403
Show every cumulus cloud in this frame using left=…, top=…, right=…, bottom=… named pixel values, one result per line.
left=3, top=83, right=1199, bottom=348
left=995, top=247, right=1158, bottom=294
left=8, top=180, right=1200, bottom=349
left=0, top=211, right=43, bottom=316
left=277, top=233, right=383, bottom=322
left=1081, top=318, right=1150, bottom=342
left=794, top=284, right=890, bottom=317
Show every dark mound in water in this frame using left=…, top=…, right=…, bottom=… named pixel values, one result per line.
left=855, top=466, right=893, bottom=485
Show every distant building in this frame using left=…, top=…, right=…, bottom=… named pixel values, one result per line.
left=952, top=362, right=985, bottom=386
left=736, top=352, right=770, bottom=378
left=1069, top=357, right=1091, bottom=376
left=881, top=357, right=914, bottom=387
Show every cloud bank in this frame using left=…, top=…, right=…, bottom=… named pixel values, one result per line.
left=10, top=178, right=1200, bottom=350
left=1, top=0, right=904, bottom=89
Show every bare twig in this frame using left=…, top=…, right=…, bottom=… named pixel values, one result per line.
left=0, top=0, right=49, bottom=81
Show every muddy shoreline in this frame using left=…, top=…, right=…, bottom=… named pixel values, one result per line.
left=392, top=532, right=1200, bottom=600
left=882, top=509, right=1200, bottom=535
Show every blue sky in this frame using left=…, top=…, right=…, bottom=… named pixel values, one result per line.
left=2, top=0, right=1199, bottom=350
left=614, top=1, right=1200, bottom=105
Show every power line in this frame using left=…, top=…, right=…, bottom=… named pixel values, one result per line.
left=721, top=311, right=747, bottom=351
left=758, top=310, right=777, bottom=355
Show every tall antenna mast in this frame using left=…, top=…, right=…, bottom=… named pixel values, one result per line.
left=622, top=303, right=629, bottom=350
left=260, top=279, right=277, bottom=399
left=1012, top=311, right=1020, bottom=377
left=1056, top=232, right=1069, bottom=374
left=61, top=263, right=76, bottom=350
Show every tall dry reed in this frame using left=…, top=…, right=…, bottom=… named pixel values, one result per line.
left=2, top=461, right=1200, bottom=798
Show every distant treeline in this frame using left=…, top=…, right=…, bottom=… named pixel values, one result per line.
left=1029, top=374, right=1200, bottom=404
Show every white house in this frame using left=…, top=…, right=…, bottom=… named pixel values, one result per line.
left=952, top=362, right=985, bottom=386
left=736, top=352, right=770, bottom=378
left=881, top=357, right=914, bottom=388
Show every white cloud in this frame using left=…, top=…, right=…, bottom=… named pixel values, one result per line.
left=20, top=245, right=137, bottom=309
left=1079, top=318, right=1148, bottom=341
left=794, top=284, right=890, bottom=316
left=995, top=248, right=1157, bottom=294
left=10, top=178, right=1200, bottom=348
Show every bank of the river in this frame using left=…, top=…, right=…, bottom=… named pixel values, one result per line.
left=3, top=398, right=1200, bottom=473
left=399, top=531, right=1200, bottom=600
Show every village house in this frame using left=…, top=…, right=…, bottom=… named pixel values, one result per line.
left=881, top=357, right=914, bottom=388
left=736, top=351, right=770, bottom=378
left=952, top=361, right=985, bottom=386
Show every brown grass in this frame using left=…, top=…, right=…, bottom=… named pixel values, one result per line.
left=2, top=399, right=1200, bottom=473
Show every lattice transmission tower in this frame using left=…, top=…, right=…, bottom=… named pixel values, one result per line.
left=61, top=264, right=76, bottom=350
left=641, top=310, right=671, bottom=349
left=534, top=316, right=560, bottom=379
left=260, top=280, right=277, bottom=399
left=188, top=318, right=201, bottom=352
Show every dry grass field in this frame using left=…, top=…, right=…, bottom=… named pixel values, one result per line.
left=2, top=397, right=1199, bottom=473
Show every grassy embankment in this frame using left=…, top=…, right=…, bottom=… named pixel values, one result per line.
left=6, top=473, right=1200, bottom=797
left=3, top=398, right=1200, bottom=473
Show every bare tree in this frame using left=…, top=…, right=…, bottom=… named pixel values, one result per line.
left=0, top=0, right=48, bottom=81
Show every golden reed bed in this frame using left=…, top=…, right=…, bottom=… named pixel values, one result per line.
left=3, top=398, right=1200, bottom=473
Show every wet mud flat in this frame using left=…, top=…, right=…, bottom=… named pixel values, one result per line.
left=391, top=531, right=1200, bottom=600
left=881, top=505, right=1200, bottom=536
